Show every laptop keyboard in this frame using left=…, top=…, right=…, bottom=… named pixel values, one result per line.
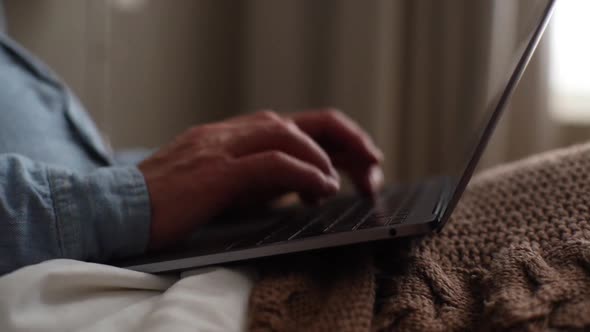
left=224, top=185, right=421, bottom=251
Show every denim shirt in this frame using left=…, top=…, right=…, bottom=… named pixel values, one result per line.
left=0, top=29, right=152, bottom=274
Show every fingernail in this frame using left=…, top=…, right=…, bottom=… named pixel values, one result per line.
left=326, top=175, right=341, bottom=192
left=369, top=166, right=384, bottom=193
left=330, top=167, right=340, bottom=182
left=373, top=147, right=385, bottom=162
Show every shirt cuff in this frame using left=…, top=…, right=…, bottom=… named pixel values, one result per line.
left=47, top=166, right=151, bottom=262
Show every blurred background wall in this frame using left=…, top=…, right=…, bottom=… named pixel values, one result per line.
left=4, top=0, right=590, bottom=181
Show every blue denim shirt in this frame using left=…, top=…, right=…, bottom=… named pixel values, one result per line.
left=0, top=29, right=152, bottom=274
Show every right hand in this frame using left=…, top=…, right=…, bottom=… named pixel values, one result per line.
left=139, top=110, right=381, bottom=250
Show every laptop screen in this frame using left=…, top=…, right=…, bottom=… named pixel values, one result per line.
left=438, top=0, right=555, bottom=226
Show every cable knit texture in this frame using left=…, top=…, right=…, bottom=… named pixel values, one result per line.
left=248, top=143, right=590, bottom=332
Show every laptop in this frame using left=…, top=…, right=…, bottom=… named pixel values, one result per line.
left=115, top=0, right=556, bottom=273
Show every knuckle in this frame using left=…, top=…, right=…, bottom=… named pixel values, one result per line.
left=185, top=127, right=205, bottom=142
left=282, top=117, right=298, bottom=130
left=258, top=111, right=299, bottom=132
left=277, top=119, right=299, bottom=134
left=212, top=151, right=233, bottom=162
left=266, top=117, right=298, bottom=135
left=196, top=150, right=231, bottom=163
left=324, top=107, right=342, bottom=116
left=266, top=150, right=289, bottom=163
left=188, top=124, right=213, bottom=138
left=323, top=108, right=344, bottom=119
left=188, top=125, right=202, bottom=136
left=257, top=110, right=282, bottom=122
left=223, top=154, right=242, bottom=169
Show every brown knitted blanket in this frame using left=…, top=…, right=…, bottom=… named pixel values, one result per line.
left=248, top=143, right=590, bottom=331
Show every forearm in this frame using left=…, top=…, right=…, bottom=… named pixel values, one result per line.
left=0, top=153, right=151, bottom=275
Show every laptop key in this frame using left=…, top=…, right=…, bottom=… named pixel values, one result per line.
left=326, top=199, right=373, bottom=233
left=357, top=215, right=391, bottom=229
left=290, top=198, right=357, bottom=240
left=389, top=214, right=408, bottom=225
left=358, top=188, right=415, bottom=229
left=226, top=217, right=286, bottom=250
left=258, top=209, right=313, bottom=245
left=386, top=188, right=421, bottom=225
left=363, top=191, right=405, bottom=223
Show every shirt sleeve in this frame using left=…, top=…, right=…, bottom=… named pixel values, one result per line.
left=0, top=153, right=151, bottom=275
left=113, top=148, right=155, bottom=166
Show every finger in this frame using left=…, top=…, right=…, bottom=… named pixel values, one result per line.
left=226, top=111, right=341, bottom=177
left=226, top=118, right=338, bottom=179
left=235, top=151, right=340, bottom=198
left=226, top=110, right=284, bottom=124
left=347, top=164, right=385, bottom=196
left=291, top=109, right=384, bottom=163
left=328, top=154, right=382, bottom=193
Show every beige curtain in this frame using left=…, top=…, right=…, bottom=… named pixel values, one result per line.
left=6, top=0, right=568, bottom=182
left=239, top=0, right=557, bottom=181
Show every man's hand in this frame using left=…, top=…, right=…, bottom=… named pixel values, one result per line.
left=139, top=109, right=383, bottom=249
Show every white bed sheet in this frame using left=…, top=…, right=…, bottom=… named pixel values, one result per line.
left=0, top=259, right=255, bottom=332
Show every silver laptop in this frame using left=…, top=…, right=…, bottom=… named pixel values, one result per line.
left=114, top=0, right=556, bottom=273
